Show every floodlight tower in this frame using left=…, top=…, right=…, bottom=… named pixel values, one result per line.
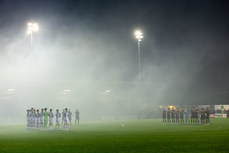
left=135, top=30, right=144, bottom=104
left=135, top=30, right=143, bottom=82
left=27, top=22, right=39, bottom=56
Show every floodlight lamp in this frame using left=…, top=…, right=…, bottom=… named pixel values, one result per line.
left=27, top=30, right=31, bottom=35
left=135, top=30, right=143, bottom=41
left=32, top=23, right=39, bottom=31
left=28, top=27, right=33, bottom=31
left=27, top=23, right=32, bottom=26
left=27, top=22, right=39, bottom=33
left=136, top=35, right=143, bottom=39
left=135, top=31, right=142, bottom=36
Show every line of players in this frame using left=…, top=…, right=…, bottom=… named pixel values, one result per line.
left=26, top=108, right=80, bottom=131
left=162, top=107, right=210, bottom=124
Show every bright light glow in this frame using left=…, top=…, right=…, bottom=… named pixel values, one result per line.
left=105, top=90, right=111, bottom=93
left=32, top=23, right=39, bottom=31
left=135, top=31, right=142, bottom=36
left=64, top=89, right=71, bottom=92
left=135, top=30, right=144, bottom=41
left=168, top=105, right=176, bottom=110
left=8, top=89, right=15, bottom=92
left=27, top=22, right=39, bottom=34
left=27, top=23, right=32, bottom=26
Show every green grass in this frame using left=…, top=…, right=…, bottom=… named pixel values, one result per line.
left=0, top=119, right=229, bottom=153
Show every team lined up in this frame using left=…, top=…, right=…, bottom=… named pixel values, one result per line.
left=26, top=108, right=80, bottom=131
left=162, top=107, right=210, bottom=124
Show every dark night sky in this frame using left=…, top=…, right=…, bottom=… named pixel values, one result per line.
left=0, top=0, right=229, bottom=105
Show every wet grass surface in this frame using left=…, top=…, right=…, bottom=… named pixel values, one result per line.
left=0, top=119, right=228, bottom=153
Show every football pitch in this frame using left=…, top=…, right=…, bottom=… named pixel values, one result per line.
left=0, top=119, right=229, bottom=153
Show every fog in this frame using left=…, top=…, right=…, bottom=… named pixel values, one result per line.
left=0, top=0, right=229, bottom=122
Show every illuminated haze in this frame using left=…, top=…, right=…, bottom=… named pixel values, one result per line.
left=0, top=0, right=229, bottom=121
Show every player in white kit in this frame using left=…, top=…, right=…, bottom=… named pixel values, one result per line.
left=63, top=108, right=69, bottom=131
left=32, top=109, right=36, bottom=129
left=55, top=109, right=61, bottom=130
left=26, top=109, right=30, bottom=129
left=34, top=109, right=37, bottom=128
left=48, top=109, right=54, bottom=131
left=40, top=109, right=44, bottom=129
left=28, top=109, right=32, bottom=129
left=36, top=109, right=40, bottom=129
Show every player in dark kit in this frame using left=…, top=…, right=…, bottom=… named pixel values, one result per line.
left=194, top=109, right=199, bottom=124
left=200, top=108, right=205, bottom=124
left=191, top=108, right=195, bottom=124
left=167, top=108, right=171, bottom=123
left=162, top=108, right=166, bottom=123
left=180, top=109, right=184, bottom=124
left=75, top=109, right=80, bottom=125
left=175, top=110, right=179, bottom=123
left=171, top=108, right=175, bottom=123
left=206, top=107, right=210, bottom=124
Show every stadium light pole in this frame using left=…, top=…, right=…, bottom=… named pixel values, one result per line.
left=27, top=22, right=39, bottom=57
left=135, top=30, right=143, bottom=104
left=135, top=31, right=143, bottom=82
